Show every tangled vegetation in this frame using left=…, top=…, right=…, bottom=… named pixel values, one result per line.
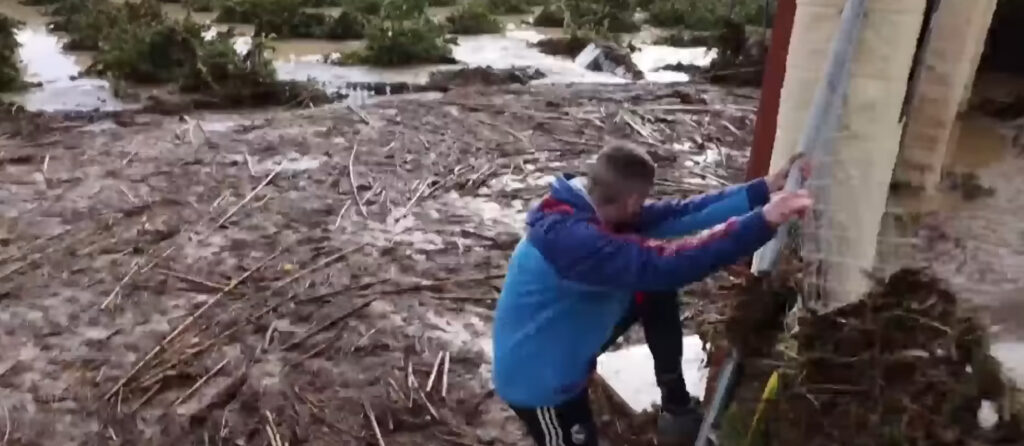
left=0, top=14, right=22, bottom=92
left=50, top=0, right=165, bottom=51
left=214, top=0, right=365, bottom=39
left=181, top=0, right=219, bottom=12
left=337, top=0, right=455, bottom=66
left=531, top=3, right=564, bottom=27
left=445, top=1, right=502, bottom=35
left=37, top=0, right=323, bottom=107
left=644, top=0, right=771, bottom=30
left=561, top=0, right=639, bottom=35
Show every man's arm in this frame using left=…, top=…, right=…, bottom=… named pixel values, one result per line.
left=528, top=210, right=776, bottom=291
left=639, top=179, right=771, bottom=238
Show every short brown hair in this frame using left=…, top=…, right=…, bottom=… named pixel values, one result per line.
left=587, top=143, right=656, bottom=205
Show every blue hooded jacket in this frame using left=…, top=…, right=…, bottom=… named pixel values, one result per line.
left=492, top=175, right=775, bottom=408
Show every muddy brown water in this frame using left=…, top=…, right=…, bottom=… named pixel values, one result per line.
left=885, top=106, right=1024, bottom=386
left=0, top=2, right=713, bottom=111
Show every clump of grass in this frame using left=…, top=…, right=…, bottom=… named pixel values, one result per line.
left=0, top=14, right=23, bottom=92
left=445, top=2, right=502, bottom=35
left=337, top=0, right=454, bottom=65
left=427, top=0, right=457, bottom=6
left=531, top=4, right=564, bottom=27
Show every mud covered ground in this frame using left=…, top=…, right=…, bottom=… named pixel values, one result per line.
left=0, top=82, right=759, bottom=445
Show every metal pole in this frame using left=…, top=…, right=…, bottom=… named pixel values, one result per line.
left=695, top=0, right=867, bottom=444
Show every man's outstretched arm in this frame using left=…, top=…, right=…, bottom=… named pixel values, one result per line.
left=530, top=209, right=776, bottom=291
left=640, top=179, right=769, bottom=238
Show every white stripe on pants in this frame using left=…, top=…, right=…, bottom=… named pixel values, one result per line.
left=537, top=407, right=564, bottom=446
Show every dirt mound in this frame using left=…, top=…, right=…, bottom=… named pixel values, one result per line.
left=533, top=35, right=594, bottom=58
left=754, top=269, right=1024, bottom=446
left=426, top=66, right=547, bottom=90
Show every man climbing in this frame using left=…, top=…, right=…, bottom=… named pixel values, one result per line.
left=492, top=143, right=811, bottom=446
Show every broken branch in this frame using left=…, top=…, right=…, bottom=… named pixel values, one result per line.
left=349, top=144, right=368, bottom=218
left=104, top=248, right=282, bottom=400
left=216, top=163, right=284, bottom=227
left=173, top=357, right=231, bottom=407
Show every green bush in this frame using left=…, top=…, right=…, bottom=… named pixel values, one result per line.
left=562, top=0, right=638, bottom=34
left=215, top=0, right=364, bottom=39
left=343, top=0, right=383, bottom=15
left=644, top=0, right=770, bottom=29
left=532, top=4, right=564, bottom=27
left=57, top=0, right=165, bottom=51
left=484, top=0, right=531, bottom=15
left=183, top=0, right=219, bottom=12
left=445, top=2, right=502, bottom=35
left=322, top=9, right=366, bottom=39
left=339, top=0, right=454, bottom=65
left=0, top=14, right=23, bottom=92
left=88, top=17, right=278, bottom=94
left=427, top=0, right=457, bottom=6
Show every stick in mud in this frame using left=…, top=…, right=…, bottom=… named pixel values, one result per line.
left=363, top=399, right=386, bottom=446
left=348, top=327, right=378, bottom=353
left=270, top=243, right=368, bottom=292
left=216, top=163, right=284, bottom=227
left=281, top=296, right=377, bottom=351
left=348, top=144, right=368, bottom=218
left=333, top=200, right=352, bottom=229
left=441, top=351, right=450, bottom=400
left=2, top=404, right=8, bottom=445
left=425, top=351, right=443, bottom=393
left=101, top=261, right=141, bottom=310
left=104, top=249, right=282, bottom=400
left=173, top=357, right=230, bottom=407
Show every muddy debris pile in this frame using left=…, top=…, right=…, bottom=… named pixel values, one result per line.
left=0, top=83, right=760, bottom=445
left=427, top=66, right=546, bottom=90
left=702, top=269, right=1024, bottom=446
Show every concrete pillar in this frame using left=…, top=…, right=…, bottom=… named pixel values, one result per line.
left=893, top=0, right=998, bottom=191
left=770, top=0, right=926, bottom=307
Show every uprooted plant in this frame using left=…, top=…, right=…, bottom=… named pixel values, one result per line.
left=445, top=1, right=503, bottom=35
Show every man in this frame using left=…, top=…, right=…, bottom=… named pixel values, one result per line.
left=492, top=143, right=812, bottom=446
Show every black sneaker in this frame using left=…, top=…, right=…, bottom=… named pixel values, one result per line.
left=656, top=399, right=704, bottom=446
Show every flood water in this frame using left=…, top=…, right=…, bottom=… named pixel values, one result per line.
left=0, top=2, right=714, bottom=111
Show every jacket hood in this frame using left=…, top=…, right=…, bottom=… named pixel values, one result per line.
left=526, top=174, right=596, bottom=227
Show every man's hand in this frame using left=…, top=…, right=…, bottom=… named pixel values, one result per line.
left=763, top=190, right=813, bottom=226
left=766, top=153, right=811, bottom=192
